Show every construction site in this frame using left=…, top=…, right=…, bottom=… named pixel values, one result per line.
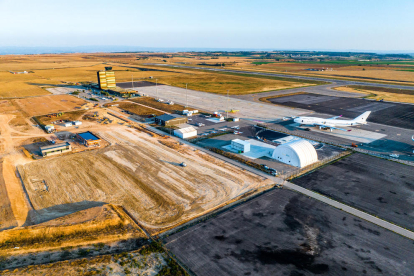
left=18, top=127, right=271, bottom=233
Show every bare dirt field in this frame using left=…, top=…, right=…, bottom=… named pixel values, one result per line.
left=13, top=95, right=87, bottom=117
left=0, top=162, right=17, bottom=231
left=35, top=110, right=87, bottom=125
left=18, top=127, right=271, bottom=234
left=0, top=100, right=32, bottom=132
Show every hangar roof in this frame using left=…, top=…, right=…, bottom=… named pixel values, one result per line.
left=156, top=114, right=184, bottom=121
left=175, top=127, right=197, bottom=134
left=273, top=139, right=317, bottom=167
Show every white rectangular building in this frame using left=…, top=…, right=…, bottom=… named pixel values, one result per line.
left=63, top=122, right=72, bottom=127
left=73, top=121, right=82, bottom=126
left=231, top=139, right=250, bottom=153
left=174, top=126, right=197, bottom=139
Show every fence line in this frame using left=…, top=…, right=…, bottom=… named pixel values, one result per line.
left=257, top=124, right=414, bottom=167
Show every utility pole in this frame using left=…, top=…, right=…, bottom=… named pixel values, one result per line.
left=186, top=83, right=188, bottom=107
left=226, top=90, right=229, bottom=119
left=132, top=75, right=134, bottom=89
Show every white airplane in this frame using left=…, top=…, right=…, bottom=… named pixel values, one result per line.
left=293, top=111, right=371, bottom=132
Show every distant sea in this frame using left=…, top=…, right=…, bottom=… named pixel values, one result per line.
left=0, top=46, right=412, bottom=55
left=0, top=46, right=275, bottom=55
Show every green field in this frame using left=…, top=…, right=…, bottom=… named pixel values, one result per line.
left=293, top=60, right=414, bottom=65
left=251, top=62, right=276, bottom=65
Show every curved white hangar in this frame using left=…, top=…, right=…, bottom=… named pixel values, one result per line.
left=272, top=139, right=318, bottom=168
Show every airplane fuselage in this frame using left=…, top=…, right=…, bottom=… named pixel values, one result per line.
left=294, top=117, right=363, bottom=127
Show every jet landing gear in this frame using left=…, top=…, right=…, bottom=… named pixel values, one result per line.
left=319, top=126, right=332, bottom=132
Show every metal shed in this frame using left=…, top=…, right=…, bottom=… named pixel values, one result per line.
left=155, top=114, right=188, bottom=126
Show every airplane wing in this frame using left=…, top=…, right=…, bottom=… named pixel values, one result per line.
left=327, top=115, right=342, bottom=120
left=315, top=123, right=351, bottom=132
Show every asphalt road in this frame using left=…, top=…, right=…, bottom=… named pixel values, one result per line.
left=145, top=63, right=414, bottom=90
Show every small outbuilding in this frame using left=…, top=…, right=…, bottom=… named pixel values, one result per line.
left=76, top=131, right=101, bottom=147
left=174, top=127, right=197, bottom=139
left=40, top=142, right=72, bottom=157
left=73, top=121, right=82, bottom=126
left=231, top=139, right=250, bottom=153
left=271, top=139, right=317, bottom=168
left=63, top=122, right=72, bottom=127
left=155, top=114, right=188, bottom=126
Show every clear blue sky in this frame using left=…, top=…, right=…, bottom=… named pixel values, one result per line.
left=1, top=0, right=413, bottom=51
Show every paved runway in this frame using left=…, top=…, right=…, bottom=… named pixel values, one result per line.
left=135, top=85, right=306, bottom=122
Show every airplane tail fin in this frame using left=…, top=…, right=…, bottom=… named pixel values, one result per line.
left=353, top=111, right=371, bottom=123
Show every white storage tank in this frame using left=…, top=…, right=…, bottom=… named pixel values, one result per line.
left=271, top=139, right=317, bottom=168
left=231, top=139, right=250, bottom=153
left=174, top=127, right=197, bottom=139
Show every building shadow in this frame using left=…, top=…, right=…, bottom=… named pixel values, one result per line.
left=23, top=200, right=107, bottom=226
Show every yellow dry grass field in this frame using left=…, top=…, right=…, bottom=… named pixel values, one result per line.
left=107, top=101, right=164, bottom=117
left=334, top=86, right=414, bottom=104
left=18, top=127, right=271, bottom=234
left=0, top=204, right=144, bottom=256
left=1, top=248, right=172, bottom=276
left=145, top=70, right=311, bottom=94
left=162, top=55, right=251, bottom=65
left=316, top=68, right=414, bottom=83
left=0, top=54, right=183, bottom=98
left=0, top=53, right=315, bottom=97
left=0, top=205, right=148, bottom=272
left=0, top=72, right=51, bottom=98
left=13, top=95, right=87, bottom=117
left=0, top=100, right=32, bottom=131
left=130, top=97, right=198, bottom=113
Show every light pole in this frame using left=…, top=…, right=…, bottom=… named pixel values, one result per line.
left=156, top=79, right=158, bottom=99
left=186, top=83, right=188, bottom=108
left=132, top=75, right=134, bottom=89
left=226, top=89, right=229, bottom=119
